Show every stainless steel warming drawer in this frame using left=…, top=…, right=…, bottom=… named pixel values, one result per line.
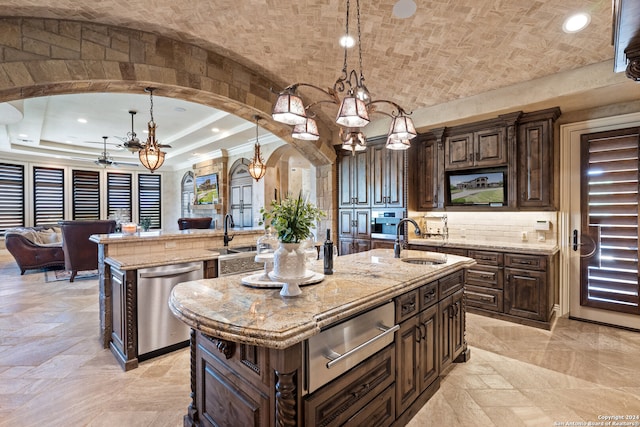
left=304, top=301, right=398, bottom=394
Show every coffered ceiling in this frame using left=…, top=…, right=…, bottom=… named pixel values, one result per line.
left=0, top=0, right=630, bottom=170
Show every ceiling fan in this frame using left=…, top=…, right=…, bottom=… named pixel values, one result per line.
left=115, top=110, right=171, bottom=153
left=91, top=136, right=139, bottom=167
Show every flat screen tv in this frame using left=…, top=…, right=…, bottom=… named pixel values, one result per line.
left=447, top=170, right=506, bottom=206
left=195, top=173, right=219, bottom=205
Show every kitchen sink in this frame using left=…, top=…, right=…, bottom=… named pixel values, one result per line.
left=401, top=258, right=446, bottom=265
left=227, top=245, right=257, bottom=253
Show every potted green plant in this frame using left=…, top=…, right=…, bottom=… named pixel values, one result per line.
left=260, top=193, right=325, bottom=296
left=140, top=217, right=152, bottom=232
left=260, top=192, right=325, bottom=243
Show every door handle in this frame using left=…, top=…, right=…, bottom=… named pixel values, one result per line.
left=573, top=229, right=598, bottom=258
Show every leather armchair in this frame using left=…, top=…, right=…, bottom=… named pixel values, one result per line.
left=58, top=220, right=116, bottom=282
left=4, top=226, right=65, bottom=274
left=177, top=217, right=212, bottom=230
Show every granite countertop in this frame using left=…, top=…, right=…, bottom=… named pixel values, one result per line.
left=89, top=227, right=263, bottom=244
left=169, top=249, right=476, bottom=349
left=105, top=248, right=222, bottom=270
left=408, top=238, right=559, bottom=255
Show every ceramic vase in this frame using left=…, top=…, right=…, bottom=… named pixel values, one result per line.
left=273, top=242, right=306, bottom=296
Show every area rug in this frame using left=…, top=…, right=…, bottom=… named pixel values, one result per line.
left=45, top=269, right=99, bottom=283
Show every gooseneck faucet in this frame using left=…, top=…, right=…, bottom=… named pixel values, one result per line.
left=394, top=218, right=421, bottom=258
left=223, top=214, right=235, bottom=246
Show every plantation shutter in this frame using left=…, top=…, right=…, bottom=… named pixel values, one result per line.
left=580, top=127, right=640, bottom=314
left=33, top=166, right=64, bottom=226
left=72, top=170, right=100, bottom=220
left=107, top=172, right=132, bottom=222
left=138, top=174, right=161, bottom=229
left=0, top=163, right=25, bottom=233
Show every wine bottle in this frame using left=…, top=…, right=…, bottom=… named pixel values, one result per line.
left=323, top=229, right=333, bottom=275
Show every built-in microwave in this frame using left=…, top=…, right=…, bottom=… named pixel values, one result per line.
left=370, top=209, right=405, bottom=240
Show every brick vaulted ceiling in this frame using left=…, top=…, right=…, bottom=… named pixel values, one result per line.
left=0, top=0, right=634, bottom=166
left=1, top=0, right=614, bottom=109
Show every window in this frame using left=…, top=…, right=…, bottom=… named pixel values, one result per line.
left=107, top=172, right=132, bottom=222
left=0, top=163, right=25, bottom=233
left=72, top=170, right=100, bottom=220
left=33, top=166, right=64, bottom=226
left=181, top=172, right=194, bottom=218
left=138, top=174, right=161, bottom=229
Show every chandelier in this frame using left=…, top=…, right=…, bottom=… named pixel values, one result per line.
left=139, top=87, right=166, bottom=173
left=271, top=0, right=416, bottom=154
left=248, top=115, right=267, bottom=181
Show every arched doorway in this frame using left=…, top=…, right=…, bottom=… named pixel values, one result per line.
left=229, top=159, right=254, bottom=228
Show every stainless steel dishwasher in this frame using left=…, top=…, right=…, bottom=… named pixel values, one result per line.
left=137, top=261, right=203, bottom=360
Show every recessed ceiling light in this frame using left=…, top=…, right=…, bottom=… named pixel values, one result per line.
left=563, top=12, right=590, bottom=33
left=211, top=127, right=220, bottom=133
left=77, top=118, right=87, bottom=123
left=143, top=129, right=149, bottom=134
left=18, top=133, right=28, bottom=138
left=393, top=0, right=417, bottom=19
left=339, top=35, right=355, bottom=48
left=175, top=107, right=186, bottom=112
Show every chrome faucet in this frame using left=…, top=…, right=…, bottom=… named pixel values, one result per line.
left=394, top=218, right=421, bottom=258
left=223, top=214, right=235, bottom=246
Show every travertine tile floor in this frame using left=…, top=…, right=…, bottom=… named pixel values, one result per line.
left=0, top=249, right=638, bottom=426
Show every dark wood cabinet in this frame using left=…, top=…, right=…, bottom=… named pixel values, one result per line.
left=411, top=244, right=557, bottom=329
left=371, top=144, right=405, bottom=208
left=195, top=333, right=272, bottom=427
left=305, top=343, right=395, bottom=427
left=338, top=208, right=371, bottom=255
left=439, top=288, right=464, bottom=371
left=517, top=108, right=561, bottom=209
left=444, top=126, right=506, bottom=170
left=394, top=273, right=465, bottom=422
left=411, top=135, right=439, bottom=210
left=410, top=107, right=560, bottom=211
left=504, top=253, right=552, bottom=322
left=339, top=149, right=371, bottom=208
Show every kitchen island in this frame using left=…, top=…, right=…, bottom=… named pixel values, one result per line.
left=89, top=227, right=264, bottom=370
left=169, top=249, right=475, bottom=427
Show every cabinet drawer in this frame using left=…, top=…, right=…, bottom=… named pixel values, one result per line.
left=466, top=265, right=503, bottom=290
left=419, top=281, right=438, bottom=310
left=505, top=254, right=547, bottom=271
left=305, top=344, right=395, bottom=427
left=439, top=270, right=464, bottom=299
left=344, top=383, right=395, bottom=427
left=468, top=250, right=503, bottom=266
left=395, top=290, right=419, bottom=324
left=465, top=285, right=503, bottom=312
left=440, top=247, right=468, bottom=257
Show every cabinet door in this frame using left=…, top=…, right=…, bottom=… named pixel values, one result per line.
left=339, top=238, right=354, bottom=256
left=474, top=127, right=506, bottom=167
left=338, top=209, right=355, bottom=238
left=504, top=267, right=547, bottom=321
left=418, top=304, right=439, bottom=391
left=354, top=209, right=371, bottom=239
left=353, top=239, right=371, bottom=253
left=354, top=150, right=371, bottom=206
left=371, top=145, right=387, bottom=207
left=395, top=317, right=420, bottom=415
left=385, top=148, right=405, bottom=207
left=339, top=153, right=355, bottom=208
left=415, top=138, right=437, bottom=209
left=518, top=119, right=553, bottom=208
left=438, top=295, right=453, bottom=369
left=371, top=146, right=405, bottom=208
left=444, top=133, right=474, bottom=170
left=451, top=289, right=465, bottom=361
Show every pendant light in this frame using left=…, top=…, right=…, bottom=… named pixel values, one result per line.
left=248, top=115, right=267, bottom=181
left=139, top=87, right=166, bottom=173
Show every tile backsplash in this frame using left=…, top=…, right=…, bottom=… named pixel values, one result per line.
left=409, top=211, right=558, bottom=247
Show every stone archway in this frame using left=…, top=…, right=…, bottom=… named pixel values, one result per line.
left=0, top=17, right=336, bottom=166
